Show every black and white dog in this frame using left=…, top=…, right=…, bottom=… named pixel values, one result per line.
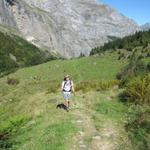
left=56, top=103, right=69, bottom=111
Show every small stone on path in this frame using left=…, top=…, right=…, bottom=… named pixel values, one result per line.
left=92, top=135, right=101, bottom=140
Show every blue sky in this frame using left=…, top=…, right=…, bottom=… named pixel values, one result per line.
left=98, top=0, right=150, bottom=25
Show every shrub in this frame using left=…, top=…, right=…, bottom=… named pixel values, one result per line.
left=120, top=75, right=150, bottom=105
left=127, top=47, right=133, bottom=51
left=146, top=52, right=150, bottom=57
left=79, top=53, right=85, bottom=58
left=125, top=105, right=150, bottom=150
left=117, top=51, right=121, bottom=54
left=138, top=55, right=144, bottom=60
left=7, top=77, right=19, bottom=85
left=134, top=60, right=147, bottom=75
left=47, top=80, right=60, bottom=93
left=117, top=59, right=148, bottom=87
left=118, top=53, right=125, bottom=60
left=147, top=62, right=150, bottom=71
left=75, top=80, right=119, bottom=92
left=0, top=115, right=30, bottom=149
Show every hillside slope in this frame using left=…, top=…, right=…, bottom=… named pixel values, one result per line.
left=0, top=53, right=129, bottom=150
left=0, top=51, right=150, bottom=149
left=90, top=30, right=150, bottom=58
left=0, top=31, right=57, bottom=77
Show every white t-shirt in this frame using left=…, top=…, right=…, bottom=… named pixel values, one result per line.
left=62, top=80, right=73, bottom=92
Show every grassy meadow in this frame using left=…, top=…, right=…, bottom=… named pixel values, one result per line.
left=0, top=50, right=149, bottom=150
left=0, top=51, right=129, bottom=149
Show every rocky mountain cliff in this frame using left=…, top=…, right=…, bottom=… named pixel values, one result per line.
left=141, top=23, right=150, bottom=31
left=0, top=0, right=140, bottom=57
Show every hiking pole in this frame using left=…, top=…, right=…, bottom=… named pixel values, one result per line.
left=72, top=89, right=75, bottom=96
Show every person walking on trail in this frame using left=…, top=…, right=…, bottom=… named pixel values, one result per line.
left=61, top=75, right=74, bottom=109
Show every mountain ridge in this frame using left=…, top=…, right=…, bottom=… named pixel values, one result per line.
left=0, top=0, right=140, bottom=57
left=141, top=23, right=150, bottom=31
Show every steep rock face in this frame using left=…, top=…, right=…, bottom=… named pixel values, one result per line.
left=0, top=0, right=17, bottom=28
left=0, top=0, right=140, bottom=57
left=141, top=23, right=150, bottom=31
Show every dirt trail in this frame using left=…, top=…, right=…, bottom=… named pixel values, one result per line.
left=70, top=99, right=119, bottom=150
left=25, top=91, right=129, bottom=150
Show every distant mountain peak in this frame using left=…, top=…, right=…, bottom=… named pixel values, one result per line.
left=141, top=23, right=150, bottom=31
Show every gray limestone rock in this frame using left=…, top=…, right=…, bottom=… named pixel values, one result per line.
left=0, top=0, right=140, bottom=57
left=141, top=23, right=150, bottom=31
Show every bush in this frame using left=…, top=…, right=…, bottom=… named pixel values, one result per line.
left=79, top=53, right=85, bottom=58
left=147, top=62, right=150, bottom=71
left=75, top=80, right=119, bottom=92
left=120, top=75, right=150, bottom=105
left=0, top=115, right=30, bottom=149
left=47, top=80, right=60, bottom=93
left=117, top=59, right=148, bottom=87
left=146, top=52, right=150, bottom=57
left=138, top=55, right=144, bottom=60
left=135, top=60, right=147, bottom=75
left=7, top=77, right=19, bottom=85
left=125, top=105, right=150, bottom=150
left=118, top=53, right=125, bottom=60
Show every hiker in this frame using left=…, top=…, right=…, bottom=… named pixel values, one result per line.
left=61, top=75, right=74, bottom=109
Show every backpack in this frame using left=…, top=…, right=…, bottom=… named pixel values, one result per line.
left=63, top=80, right=72, bottom=92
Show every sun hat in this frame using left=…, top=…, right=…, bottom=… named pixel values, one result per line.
left=65, top=74, right=70, bottom=78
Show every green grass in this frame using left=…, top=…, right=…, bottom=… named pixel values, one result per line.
left=41, top=122, right=77, bottom=150
left=95, top=100, right=127, bottom=120
left=0, top=91, right=77, bottom=150
left=11, top=120, right=77, bottom=150
left=6, top=51, right=126, bottom=82
left=0, top=51, right=126, bottom=98
left=0, top=52, right=128, bottom=149
left=73, top=90, right=132, bottom=149
left=0, top=27, right=149, bottom=150
left=87, top=90, right=128, bottom=126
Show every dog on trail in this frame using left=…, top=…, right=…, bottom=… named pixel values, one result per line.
left=56, top=103, right=69, bottom=111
